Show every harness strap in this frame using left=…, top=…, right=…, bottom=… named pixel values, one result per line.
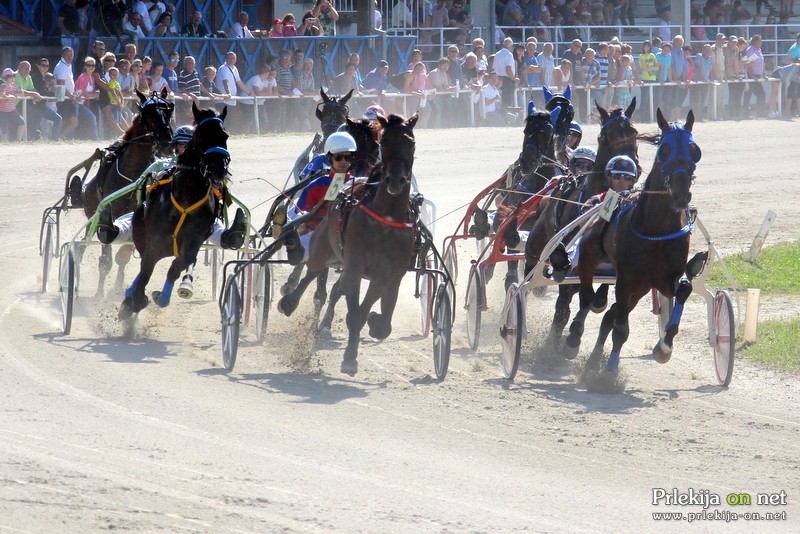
left=631, top=220, right=693, bottom=241
left=147, top=176, right=173, bottom=194
left=357, top=204, right=415, bottom=229
left=169, top=187, right=212, bottom=257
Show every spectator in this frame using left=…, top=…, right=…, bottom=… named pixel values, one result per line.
left=281, top=13, right=299, bottom=37
left=300, top=11, right=324, bottom=36
left=655, top=42, right=674, bottom=120
left=139, top=55, right=153, bottom=91
left=363, top=60, right=389, bottom=93
left=58, top=0, right=81, bottom=49
left=269, top=18, right=284, bottom=37
left=30, top=58, right=63, bottom=140
left=87, top=41, right=121, bottom=138
left=177, top=55, right=204, bottom=119
left=55, top=46, right=96, bottom=140
left=106, top=66, right=129, bottom=130
left=230, top=11, right=254, bottom=38
left=0, top=69, right=25, bottom=141
left=151, top=12, right=176, bottom=36
left=657, top=10, right=672, bottom=43
left=373, top=0, right=382, bottom=30
left=446, top=45, right=464, bottom=85
left=293, top=59, right=316, bottom=130
left=117, top=58, right=133, bottom=100
left=129, top=58, right=146, bottom=94
left=407, top=49, right=425, bottom=72
left=522, top=40, right=542, bottom=87
left=123, top=43, right=138, bottom=63
left=693, top=44, right=714, bottom=121
left=425, top=57, right=454, bottom=127
left=240, top=64, right=270, bottom=132
left=216, top=52, right=252, bottom=129
left=553, top=58, right=573, bottom=93
left=123, top=10, right=147, bottom=40
left=132, top=0, right=153, bottom=34
left=448, top=1, right=473, bottom=43
left=494, top=37, right=518, bottom=112
left=181, top=10, right=209, bottom=37
left=164, top=3, right=180, bottom=34
left=743, top=35, right=766, bottom=118
left=14, top=61, right=44, bottom=140
left=144, top=0, right=165, bottom=28
left=723, top=35, right=743, bottom=118
left=768, top=63, right=800, bottom=118
left=331, top=63, right=361, bottom=96
left=74, top=57, right=100, bottom=116
left=481, top=71, right=506, bottom=126
left=163, top=50, right=180, bottom=93
left=461, top=53, right=480, bottom=86
left=348, top=53, right=364, bottom=86
left=274, top=50, right=295, bottom=97
left=312, top=0, right=339, bottom=36
left=149, top=63, right=170, bottom=94
left=562, top=39, right=583, bottom=71
left=669, top=35, right=689, bottom=120
left=201, top=66, right=227, bottom=110
left=538, top=42, right=556, bottom=88
left=391, top=0, right=413, bottom=28
left=614, top=54, right=639, bottom=108
left=403, top=62, right=428, bottom=125
left=638, top=40, right=657, bottom=120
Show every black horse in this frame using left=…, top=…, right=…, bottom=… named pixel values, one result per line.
left=80, top=88, right=174, bottom=296
left=567, top=109, right=701, bottom=377
left=543, top=85, right=575, bottom=166
left=290, top=88, right=354, bottom=183
left=119, top=103, right=229, bottom=318
left=278, top=113, right=419, bottom=376
left=523, top=99, right=641, bottom=357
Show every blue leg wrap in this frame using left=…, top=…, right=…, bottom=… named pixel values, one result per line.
left=124, top=274, right=140, bottom=299
left=156, top=279, right=174, bottom=307
left=666, top=300, right=685, bottom=332
left=607, top=350, right=621, bottom=371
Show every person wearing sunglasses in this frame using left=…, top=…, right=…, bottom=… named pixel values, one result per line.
left=583, top=155, right=639, bottom=211
left=282, top=131, right=357, bottom=264
left=568, top=146, right=596, bottom=176
left=567, top=121, right=582, bottom=149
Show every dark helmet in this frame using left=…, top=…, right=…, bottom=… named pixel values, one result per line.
left=605, top=155, right=637, bottom=177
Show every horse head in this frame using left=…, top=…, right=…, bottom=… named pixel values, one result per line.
left=344, top=116, right=382, bottom=177
left=134, top=87, right=174, bottom=157
left=376, top=113, right=417, bottom=196
left=543, top=85, right=574, bottom=137
left=596, top=98, right=639, bottom=168
left=519, top=102, right=559, bottom=175
left=317, top=88, right=352, bottom=139
left=654, top=108, right=700, bottom=210
left=188, top=102, right=230, bottom=191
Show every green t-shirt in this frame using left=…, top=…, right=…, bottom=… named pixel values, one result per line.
left=639, top=53, right=657, bottom=82
left=14, top=73, right=34, bottom=109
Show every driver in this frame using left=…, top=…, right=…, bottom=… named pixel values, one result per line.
left=283, top=131, right=357, bottom=264
left=96, top=124, right=246, bottom=249
left=567, top=121, right=582, bottom=149
left=584, top=154, right=639, bottom=208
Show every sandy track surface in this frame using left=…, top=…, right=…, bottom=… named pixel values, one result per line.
left=2, top=119, right=799, bottom=532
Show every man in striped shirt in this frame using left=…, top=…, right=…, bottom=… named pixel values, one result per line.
left=595, top=42, right=609, bottom=104
left=177, top=55, right=202, bottom=121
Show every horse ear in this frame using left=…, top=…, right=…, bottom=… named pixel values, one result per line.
left=563, top=84, right=571, bottom=100
left=320, top=88, right=330, bottom=102
left=684, top=109, right=695, bottom=132
left=527, top=101, right=536, bottom=116
left=340, top=88, right=354, bottom=105
left=656, top=108, right=669, bottom=131
left=315, top=105, right=323, bottom=121
left=549, top=105, right=562, bottom=127
left=192, top=101, right=201, bottom=121
left=136, top=88, right=146, bottom=103
left=377, top=114, right=388, bottom=128
left=625, top=96, right=637, bottom=119
left=160, top=86, right=169, bottom=100
left=542, top=85, right=553, bottom=103
left=595, top=100, right=608, bottom=124
left=406, top=112, right=419, bottom=129
left=220, top=106, right=228, bottom=123
left=346, top=116, right=357, bottom=128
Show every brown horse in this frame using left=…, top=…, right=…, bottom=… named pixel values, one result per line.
left=566, top=109, right=701, bottom=375
left=278, top=113, right=418, bottom=375
left=523, top=98, right=640, bottom=356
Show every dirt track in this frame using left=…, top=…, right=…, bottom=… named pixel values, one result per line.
left=2, top=118, right=799, bottom=532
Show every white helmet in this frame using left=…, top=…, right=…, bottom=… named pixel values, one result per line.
left=571, top=146, right=596, bottom=163
left=605, top=155, right=638, bottom=177
left=324, top=132, right=357, bottom=154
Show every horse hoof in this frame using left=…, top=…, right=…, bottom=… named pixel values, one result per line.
left=277, top=296, right=296, bottom=317
left=341, top=359, right=358, bottom=376
left=317, top=325, right=332, bottom=338
left=591, top=297, right=608, bottom=314
left=280, top=281, right=295, bottom=297
left=653, top=340, right=673, bottom=364
left=118, top=299, right=134, bottom=320
left=367, top=312, right=391, bottom=340
left=563, top=343, right=580, bottom=360
left=152, top=291, right=169, bottom=308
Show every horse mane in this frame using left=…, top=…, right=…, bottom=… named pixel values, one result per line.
left=637, top=132, right=661, bottom=145
left=121, top=113, right=143, bottom=143
left=383, top=113, right=407, bottom=127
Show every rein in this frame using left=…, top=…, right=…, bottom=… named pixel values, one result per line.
left=630, top=217, right=693, bottom=241
left=357, top=203, right=415, bottom=228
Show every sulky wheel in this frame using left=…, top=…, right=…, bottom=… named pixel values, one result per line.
left=254, top=263, right=271, bottom=342
left=221, top=274, right=242, bottom=372
left=466, top=265, right=482, bottom=350
left=712, top=289, right=735, bottom=387
left=41, top=220, right=56, bottom=293
left=499, top=283, right=523, bottom=381
left=431, top=283, right=452, bottom=380
left=60, top=248, right=75, bottom=335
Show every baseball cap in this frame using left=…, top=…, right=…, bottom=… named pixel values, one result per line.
left=2, top=68, right=15, bottom=77
left=379, top=60, right=389, bottom=68
left=273, top=18, right=282, bottom=25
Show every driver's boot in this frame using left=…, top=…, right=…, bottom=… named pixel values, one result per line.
left=220, top=208, right=247, bottom=250
left=96, top=205, right=119, bottom=244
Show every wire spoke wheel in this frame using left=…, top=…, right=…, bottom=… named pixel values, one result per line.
left=712, top=289, right=735, bottom=387
left=466, top=266, right=482, bottom=350
left=432, top=284, right=452, bottom=380
left=221, top=274, right=241, bottom=372
left=60, top=249, right=75, bottom=335
left=499, top=283, right=523, bottom=381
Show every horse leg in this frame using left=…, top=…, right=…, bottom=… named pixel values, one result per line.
left=177, top=261, right=196, bottom=299
left=591, top=283, right=610, bottom=313
left=564, top=283, right=595, bottom=359
left=277, top=267, right=323, bottom=317
left=152, top=257, right=188, bottom=308
left=584, top=303, right=618, bottom=377
left=318, top=274, right=343, bottom=334
left=341, top=270, right=368, bottom=376
left=113, top=244, right=134, bottom=292
left=280, top=264, right=304, bottom=296
left=606, top=304, right=632, bottom=372
left=653, top=276, right=692, bottom=363
left=367, top=281, right=398, bottom=340
left=120, top=252, right=157, bottom=318
left=96, top=244, right=113, bottom=298
left=544, top=285, right=577, bottom=356
left=313, top=268, right=329, bottom=311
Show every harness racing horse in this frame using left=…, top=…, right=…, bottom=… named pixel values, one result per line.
left=566, top=109, right=701, bottom=376
left=290, top=88, right=354, bottom=183
left=524, top=98, right=641, bottom=357
left=278, top=113, right=419, bottom=376
left=543, top=85, right=575, bottom=166
left=470, top=104, right=562, bottom=289
left=81, top=88, right=174, bottom=296
left=119, top=103, right=230, bottom=319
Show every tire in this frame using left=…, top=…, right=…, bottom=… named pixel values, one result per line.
left=60, top=249, right=75, bottom=335
left=712, top=289, right=735, bottom=387
left=466, top=266, right=482, bottom=351
left=432, top=284, right=451, bottom=380
left=221, top=274, right=241, bottom=372
left=254, top=263, right=271, bottom=342
left=41, top=221, right=56, bottom=293
left=419, top=272, right=434, bottom=338
left=499, top=283, right=523, bottom=381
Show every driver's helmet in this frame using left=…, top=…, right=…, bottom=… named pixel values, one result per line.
left=324, top=131, right=357, bottom=154
left=172, top=124, right=194, bottom=145
left=569, top=121, right=582, bottom=135
left=605, top=155, right=638, bottom=177
left=570, top=146, right=596, bottom=164
left=364, top=104, right=385, bottom=120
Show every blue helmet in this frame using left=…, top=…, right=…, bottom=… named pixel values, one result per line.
left=172, top=124, right=194, bottom=144
left=569, top=121, right=582, bottom=135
